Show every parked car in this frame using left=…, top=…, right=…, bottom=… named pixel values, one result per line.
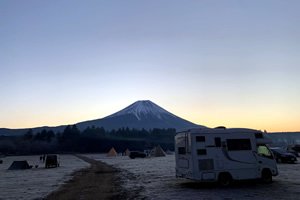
left=270, top=148, right=297, bottom=163
left=286, top=148, right=299, bottom=157
left=45, top=154, right=60, bottom=168
left=129, top=151, right=146, bottom=159
left=291, top=144, right=300, bottom=153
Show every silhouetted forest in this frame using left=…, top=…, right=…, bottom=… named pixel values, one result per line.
left=0, top=125, right=176, bottom=155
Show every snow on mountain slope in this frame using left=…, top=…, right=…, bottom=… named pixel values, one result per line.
left=0, top=100, right=204, bottom=135
left=76, top=100, right=204, bottom=131
left=107, top=100, right=176, bottom=120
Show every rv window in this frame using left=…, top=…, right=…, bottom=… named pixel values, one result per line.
left=215, top=137, right=221, bottom=147
left=198, top=159, right=214, bottom=170
left=257, top=145, right=273, bottom=159
left=178, top=147, right=186, bottom=155
left=196, top=136, right=205, bottom=142
left=226, top=139, right=252, bottom=151
left=197, top=149, right=207, bottom=155
left=255, top=132, right=263, bottom=138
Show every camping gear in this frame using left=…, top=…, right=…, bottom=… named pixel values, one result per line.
left=8, top=160, right=32, bottom=170
left=45, top=155, right=59, bottom=168
left=124, top=148, right=130, bottom=156
left=129, top=151, right=146, bottom=159
left=107, top=147, right=118, bottom=157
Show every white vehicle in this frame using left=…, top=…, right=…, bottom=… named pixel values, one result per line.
left=175, top=127, right=278, bottom=186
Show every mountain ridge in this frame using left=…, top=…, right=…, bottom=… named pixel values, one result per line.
left=0, top=100, right=204, bottom=135
left=76, top=100, right=203, bottom=131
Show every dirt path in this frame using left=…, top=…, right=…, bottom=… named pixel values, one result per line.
left=45, top=155, right=128, bottom=200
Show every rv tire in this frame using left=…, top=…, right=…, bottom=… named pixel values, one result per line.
left=261, top=169, right=272, bottom=184
left=218, top=173, right=232, bottom=187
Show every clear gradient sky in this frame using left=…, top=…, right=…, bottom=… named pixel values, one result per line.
left=1, top=0, right=299, bottom=132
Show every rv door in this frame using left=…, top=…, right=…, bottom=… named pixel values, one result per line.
left=186, top=133, right=192, bottom=153
left=176, top=133, right=190, bottom=169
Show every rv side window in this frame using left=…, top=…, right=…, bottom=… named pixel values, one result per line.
left=196, top=136, right=205, bottom=142
left=178, top=147, right=186, bottom=154
left=198, top=159, right=214, bottom=170
left=215, top=137, right=221, bottom=147
left=197, top=149, right=207, bottom=155
left=226, top=139, right=251, bottom=151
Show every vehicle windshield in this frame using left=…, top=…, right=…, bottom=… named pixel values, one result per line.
left=257, top=145, right=273, bottom=159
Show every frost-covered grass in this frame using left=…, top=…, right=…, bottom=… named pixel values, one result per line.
left=0, top=155, right=90, bottom=200
left=2, top=154, right=298, bottom=200
left=88, top=154, right=300, bottom=200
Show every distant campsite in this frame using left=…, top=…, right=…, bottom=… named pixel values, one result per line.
left=0, top=125, right=176, bottom=155
left=106, top=145, right=167, bottom=158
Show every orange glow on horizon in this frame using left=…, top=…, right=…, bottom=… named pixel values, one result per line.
left=1, top=100, right=299, bottom=132
left=3, top=113, right=299, bottom=133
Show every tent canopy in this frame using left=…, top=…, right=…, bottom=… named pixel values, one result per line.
left=8, top=160, right=31, bottom=170
left=150, top=145, right=166, bottom=157
left=107, top=147, right=118, bottom=157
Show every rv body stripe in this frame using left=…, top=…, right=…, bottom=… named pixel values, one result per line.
left=222, top=148, right=255, bottom=164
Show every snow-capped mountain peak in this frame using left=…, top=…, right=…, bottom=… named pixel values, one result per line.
left=107, top=100, right=176, bottom=120
left=75, top=100, right=203, bottom=130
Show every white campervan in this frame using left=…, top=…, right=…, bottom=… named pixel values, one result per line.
left=175, top=127, right=278, bottom=186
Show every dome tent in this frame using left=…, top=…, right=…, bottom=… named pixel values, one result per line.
left=8, top=160, right=32, bottom=170
left=150, top=145, right=166, bottom=157
left=107, top=147, right=118, bottom=157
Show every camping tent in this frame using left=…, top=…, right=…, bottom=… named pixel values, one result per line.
left=150, top=145, right=166, bottom=157
left=124, top=148, right=130, bottom=156
left=107, top=147, right=118, bottom=157
left=8, top=160, right=31, bottom=170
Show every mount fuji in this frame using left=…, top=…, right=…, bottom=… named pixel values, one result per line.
left=0, top=100, right=204, bottom=136
left=76, top=100, right=203, bottom=131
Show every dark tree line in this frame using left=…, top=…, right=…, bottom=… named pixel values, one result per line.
left=0, top=125, right=176, bottom=155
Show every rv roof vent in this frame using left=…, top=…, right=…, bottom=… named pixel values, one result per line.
left=214, top=126, right=226, bottom=129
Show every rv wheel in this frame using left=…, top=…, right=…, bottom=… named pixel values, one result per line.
left=218, top=173, right=232, bottom=187
left=261, top=169, right=272, bottom=184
